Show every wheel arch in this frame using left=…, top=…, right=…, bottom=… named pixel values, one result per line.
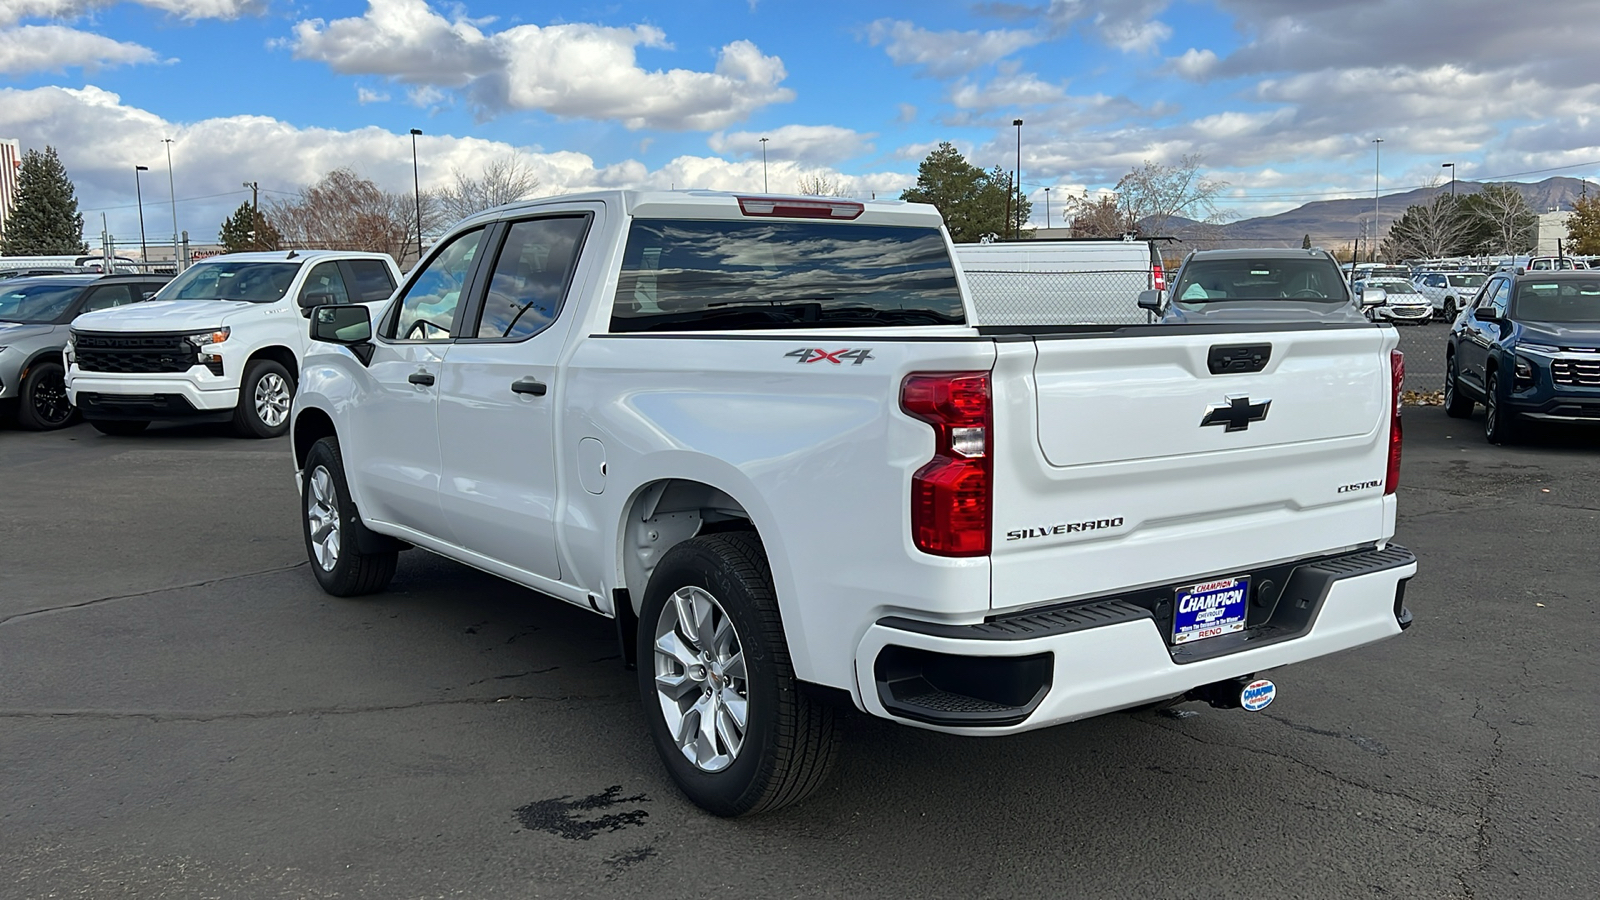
left=245, top=344, right=299, bottom=381
left=292, top=405, right=337, bottom=471
left=616, top=477, right=761, bottom=615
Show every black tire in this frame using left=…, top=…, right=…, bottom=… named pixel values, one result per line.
left=15, top=360, right=76, bottom=431
left=1442, top=299, right=1457, bottom=321
left=636, top=532, right=838, bottom=817
left=1444, top=354, right=1474, bottom=418
left=1484, top=371, right=1516, bottom=444
left=89, top=419, right=149, bottom=436
left=233, top=359, right=295, bottom=439
left=302, top=436, right=397, bottom=597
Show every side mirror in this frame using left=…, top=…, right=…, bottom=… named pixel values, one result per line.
left=1137, top=289, right=1164, bottom=312
left=310, top=304, right=373, bottom=364
left=298, top=291, right=334, bottom=317
left=1474, top=306, right=1499, bottom=322
left=1360, top=287, right=1387, bottom=309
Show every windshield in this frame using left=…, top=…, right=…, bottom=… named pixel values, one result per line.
left=0, top=282, right=82, bottom=322
left=1513, top=280, right=1600, bottom=322
left=1174, top=258, right=1350, bottom=304
left=1369, top=280, right=1419, bottom=295
left=1447, top=274, right=1486, bottom=289
left=160, top=261, right=299, bottom=303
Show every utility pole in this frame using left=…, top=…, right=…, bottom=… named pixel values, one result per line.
left=1442, top=162, right=1455, bottom=198
left=1013, top=118, right=1024, bottom=239
left=134, top=165, right=149, bottom=266
left=242, top=181, right=260, bottom=249
left=1372, top=138, right=1384, bottom=262
left=759, top=137, right=769, bottom=192
left=409, top=129, right=424, bottom=264
left=162, top=138, right=180, bottom=270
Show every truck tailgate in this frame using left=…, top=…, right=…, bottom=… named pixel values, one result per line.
left=989, top=326, right=1398, bottom=611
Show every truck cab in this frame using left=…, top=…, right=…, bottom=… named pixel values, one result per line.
left=64, top=250, right=399, bottom=437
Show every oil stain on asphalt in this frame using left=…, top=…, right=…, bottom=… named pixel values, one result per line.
left=514, top=786, right=651, bottom=840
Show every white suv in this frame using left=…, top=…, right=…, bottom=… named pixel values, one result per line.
left=65, top=250, right=399, bottom=437
left=1412, top=271, right=1487, bottom=321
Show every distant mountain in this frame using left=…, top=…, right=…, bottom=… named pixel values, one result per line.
left=1166, top=176, right=1592, bottom=249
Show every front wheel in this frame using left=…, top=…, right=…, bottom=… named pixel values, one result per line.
left=16, top=361, right=76, bottom=430
left=302, top=436, right=397, bottom=596
left=1442, top=299, right=1457, bottom=321
left=637, top=532, right=838, bottom=817
left=1484, top=371, right=1516, bottom=444
left=233, top=359, right=294, bottom=439
left=1444, top=354, right=1474, bottom=418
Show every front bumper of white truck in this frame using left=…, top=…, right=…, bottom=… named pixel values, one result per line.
left=854, top=545, right=1416, bottom=735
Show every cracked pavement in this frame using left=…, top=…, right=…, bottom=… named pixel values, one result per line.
left=1, top=402, right=1595, bottom=899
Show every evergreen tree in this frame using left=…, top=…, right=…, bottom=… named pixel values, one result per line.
left=219, top=202, right=282, bottom=252
left=1564, top=194, right=1600, bottom=255
left=1, top=146, right=87, bottom=255
left=900, top=142, right=1030, bottom=243
left=1302, top=234, right=1312, bottom=249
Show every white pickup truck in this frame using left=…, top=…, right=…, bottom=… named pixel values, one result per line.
left=291, top=191, right=1416, bottom=816
left=64, top=250, right=399, bottom=437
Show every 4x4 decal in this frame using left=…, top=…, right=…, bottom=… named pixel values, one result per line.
left=785, top=348, right=874, bottom=365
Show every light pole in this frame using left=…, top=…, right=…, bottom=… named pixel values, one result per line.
left=409, top=128, right=424, bottom=264
left=133, top=165, right=149, bottom=265
left=162, top=138, right=178, bottom=269
left=1371, top=138, right=1383, bottom=262
left=1013, top=118, right=1024, bottom=239
left=1044, top=186, right=1051, bottom=230
left=1442, top=162, right=1455, bottom=198
left=242, top=181, right=260, bottom=250
left=759, top=137, right=769, bottom=192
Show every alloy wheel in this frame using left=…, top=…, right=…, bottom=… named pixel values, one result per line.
left=306, top=465, right=341, bottom=571
left=255, top=372, right=292, bottom=428
left=31, top=368, right=71, bottom=425
left=653, top=585, right=749, bottom=773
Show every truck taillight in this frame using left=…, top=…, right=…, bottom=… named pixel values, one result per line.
left=1386, top=350, right=1403, bottom=495
left=1152, top=264, right=1166, bottom=291
left=900, top=372, right=991, bottom=557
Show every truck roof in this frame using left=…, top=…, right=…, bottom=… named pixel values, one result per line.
left=193, top=250, right=396, bottom=265
left=453, top=190, right=945, bottom=231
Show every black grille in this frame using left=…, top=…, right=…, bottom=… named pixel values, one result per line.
left=75, top=331, right=196, bottom=374
left=1551, top=357, right=1600, bottom=387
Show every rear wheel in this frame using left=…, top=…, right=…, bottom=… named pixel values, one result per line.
left=1444, top=354, right=1474, bottom=418
left=1484, top=371, right=1516, bottom=444
left=302, top=436, right=397, bottom=596
left=16, top=361, right=76, bottom=430
left=637, top=532, right=838, bottom=817
left=233, top=359, right=294, bottom=439
left=89, top=419, right=149, bottom=436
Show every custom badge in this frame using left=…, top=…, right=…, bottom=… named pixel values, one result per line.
left=1240, top=679, right=1276, bottom=711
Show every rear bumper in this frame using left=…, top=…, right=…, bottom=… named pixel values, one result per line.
left=67, top=370, right=238, bottom=418
left=855, top=545, right=1416, bottom=735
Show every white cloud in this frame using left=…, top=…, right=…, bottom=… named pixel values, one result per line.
left=356, top=87, right=390, bottom=105
left=948, top=72, right=1068, bottom=109
left=865, top=19, right=1040, bottom=77
left=1167, top=47, right=1217, bottom=80
left=707, top=125, right=873, bottom=164
left=897, top=103, right=917, bottom=123
left=0, top=24, right=159, bottom=73
left=0, top=0, right=264, bottom=26
left=288, top=0, right=793, bottom=130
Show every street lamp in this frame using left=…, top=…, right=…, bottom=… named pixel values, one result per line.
left=409, top=128, right=423, bottom=264
left=1013, top=118, right=1024, bottom=239
left=1044, top=186, right=1051, bottom=230
left=1442, top=162, right=1455, bottom=197
left=242, top=181, right=260, bottom=250
left=1371, top=138, right=1384, bottom=262
left=759, top=137, right=769, bottom=192
left=162, top=138, right=179, bottom=269
left=133, top=165, right=149, bottom=265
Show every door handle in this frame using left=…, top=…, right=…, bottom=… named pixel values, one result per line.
left=408, top=372, right=435, bottom=386
left=511, top=377, right=548, bottom=396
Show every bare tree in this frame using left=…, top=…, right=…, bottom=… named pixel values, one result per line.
left=795, top=172, right=851, bottom=197
left=1460, top=182, right=1536, bottom=255
left=435, top=154, right=541, bottom=223
left=1066, top=193, right=1124, bottom=237
left=266, top=168, right=420, bottom=262
left=1115, top=154, right=1228, bottom=238
left=1383, top=191, right=1472, bottom=260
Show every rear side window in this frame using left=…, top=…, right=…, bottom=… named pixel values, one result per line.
left=341, top=259, right=397, bottom=303
left=475, top=216, right=589, bottom=340
left=610, top=220, right=964, bottom=332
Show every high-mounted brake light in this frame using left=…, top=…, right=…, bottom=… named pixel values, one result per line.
left=901, top=372, right=991, bottom=557
left=737, top=196, right=864, bottom=220
left=1386, top=350, right=1403, bottom=495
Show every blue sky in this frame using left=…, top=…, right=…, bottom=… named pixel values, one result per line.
left=3, top=0, right=1599, bottom=245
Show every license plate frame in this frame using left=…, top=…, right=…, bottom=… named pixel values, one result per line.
left=1172, top=576, right=1250, bottom=645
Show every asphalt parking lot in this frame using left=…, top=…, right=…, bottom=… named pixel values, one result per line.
left=2, top=403, right=1595, bottom=899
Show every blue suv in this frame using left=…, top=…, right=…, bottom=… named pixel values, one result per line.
left=1444, top=270, right=1600, bottom=442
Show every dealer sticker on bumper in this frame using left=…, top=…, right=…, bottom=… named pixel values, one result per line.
left=1173, top=576, right=1250, bottom=645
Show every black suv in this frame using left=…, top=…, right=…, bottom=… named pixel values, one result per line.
left=1444, top=270, right=1600, bottom=442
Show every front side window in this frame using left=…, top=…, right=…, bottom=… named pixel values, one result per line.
left=1173, top=258, right=1349, bottom=305
left=80, top=284, right=136, bottom=313
left=610, top=220, right=964, bottom=332
left=389, top=228, right=484, bottom=341
left=300, top=262, right=350, bottom=307
left=476, top=217, right=589, bottom=340
left=162, top=262, right=299, bottom=302
left=1513, top=279, right=1600, bottom=322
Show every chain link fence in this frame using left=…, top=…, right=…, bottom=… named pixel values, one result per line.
left=962, top=268, right=1157, bottom=326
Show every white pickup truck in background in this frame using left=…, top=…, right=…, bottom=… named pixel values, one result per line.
left=291, top=191, right=1416, bottom=816
left=65, top=250, right=399, bottom=437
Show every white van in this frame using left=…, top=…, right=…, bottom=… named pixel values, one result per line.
left=953, top=238, right=1166, bottom=325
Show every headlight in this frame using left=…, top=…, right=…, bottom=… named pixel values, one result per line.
left=1518, top=342, right=1561, bottom=355
left=1514, top=356, right=1536, bottom=383
left=186, top=327, right=231, bottom=346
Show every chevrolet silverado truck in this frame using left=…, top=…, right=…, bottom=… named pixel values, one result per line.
left=290, top=191, right=1417, bottom=816
left=64, top=250, right=399, bottom=437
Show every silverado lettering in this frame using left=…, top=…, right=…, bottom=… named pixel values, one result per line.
left=1006, top=517, right=1125, bottom=541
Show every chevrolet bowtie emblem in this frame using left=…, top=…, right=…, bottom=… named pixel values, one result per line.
left=1201, top=395, right=1271, bottom=432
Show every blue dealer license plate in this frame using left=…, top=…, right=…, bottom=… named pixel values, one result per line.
left=1172, top=576, right=1250, bottom=645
